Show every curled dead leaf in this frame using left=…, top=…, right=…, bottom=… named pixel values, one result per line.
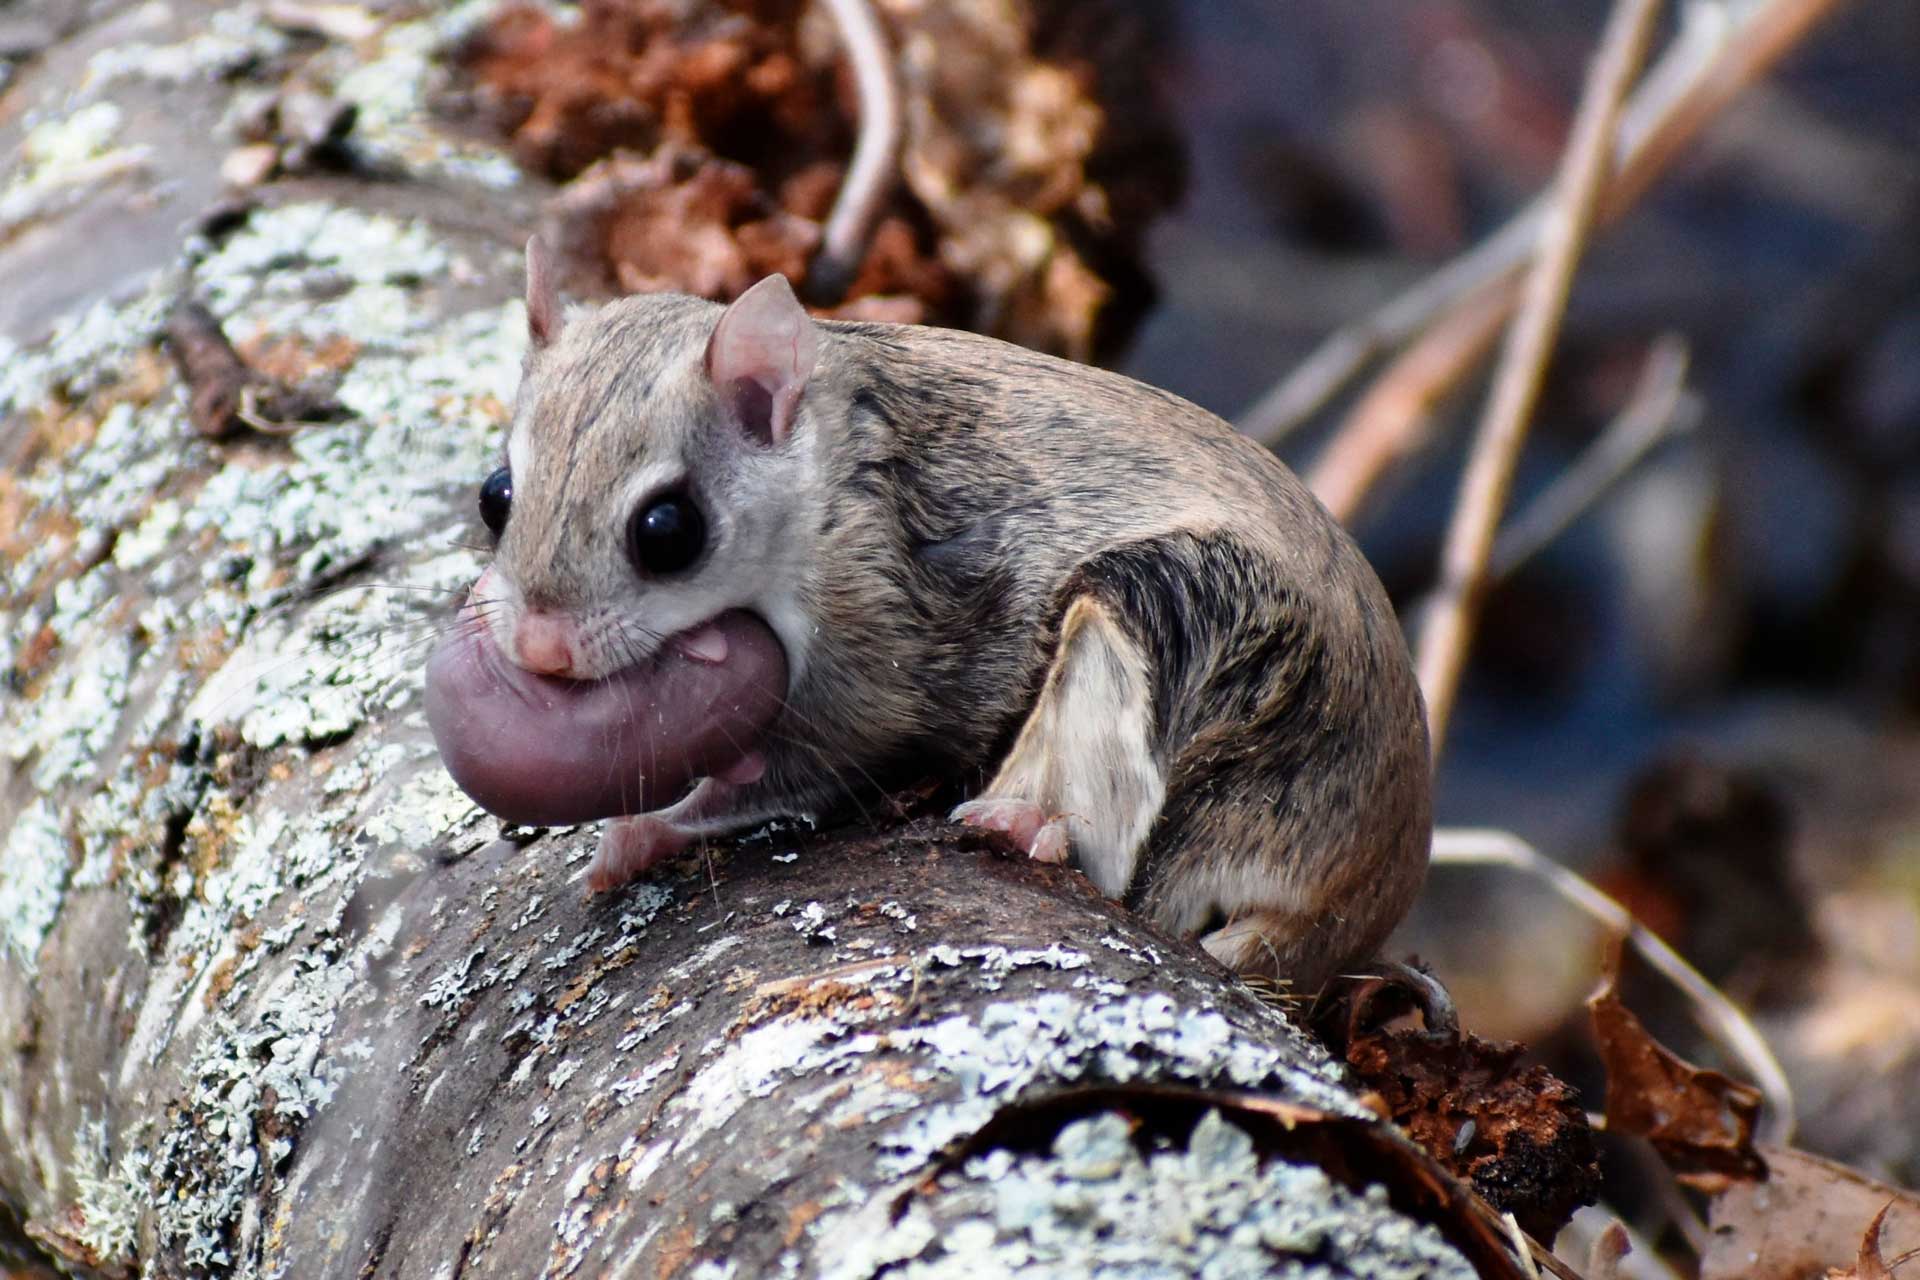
left=1825, top=1202, right=1897, bottom=1280
left=1588, top=940, right=1765, bottom=1188
left=1706, top=1147, right=1920, bottom=1280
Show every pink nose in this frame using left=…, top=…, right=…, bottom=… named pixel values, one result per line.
left=514, top=613, right=577, bottom=676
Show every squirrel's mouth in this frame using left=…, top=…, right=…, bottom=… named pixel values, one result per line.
left=424, top=603, right=788, bottom=827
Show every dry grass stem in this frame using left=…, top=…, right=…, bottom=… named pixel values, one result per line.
left=1506, top=1212, right=1546, bottom=1279
left=1237, top=0, right=1855, bottom=447
left=809, top=0, right=903, bottom=300
left=1417, top=0, right=1664, bottom=755
left=1488, top=333, right=1697, bottom=580
left=1529, top=1240, right=1587, bottom=1280
left=1307, top=279, right=1516, bottom=524
left=1466, top=1198, right=1588, bottom=1280
left=1239, top=217, right=1538, bottom=447
left=1429, top=827, right=1798, bottom=1145
left=1607, top=0, right=1855, bottom=214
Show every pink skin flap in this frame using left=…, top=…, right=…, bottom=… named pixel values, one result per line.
left=425, top=604, right=788, bottom=826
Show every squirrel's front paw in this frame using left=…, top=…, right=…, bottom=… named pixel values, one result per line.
left=950, top=797, right=1072, bottom=865
left=588, top=815, right=692, bottom=892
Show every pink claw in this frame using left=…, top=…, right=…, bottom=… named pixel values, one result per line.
left=950, top=798, right=1072, bottom=865
left=588, top=815, right=692, bottom=892
left=1028, top=819, right=1071, bottom=865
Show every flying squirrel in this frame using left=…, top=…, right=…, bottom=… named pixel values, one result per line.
left=425, top=242, right=1432, bottom=990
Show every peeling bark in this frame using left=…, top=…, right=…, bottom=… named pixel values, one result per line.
left=1, top=3, right=1493, bottom=1278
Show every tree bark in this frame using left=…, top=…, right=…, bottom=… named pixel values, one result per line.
left=0, top=3, right=1503, bottom=1277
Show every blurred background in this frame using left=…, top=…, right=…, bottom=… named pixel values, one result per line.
left=3, top=0, right=1916, bottom=1248
left=1110, top=0, right=1920, bottom=1190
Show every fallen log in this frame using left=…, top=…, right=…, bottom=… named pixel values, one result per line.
left=0, top=3, right=1515, bottom=1275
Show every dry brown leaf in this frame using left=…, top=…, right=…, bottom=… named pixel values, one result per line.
left=1587, top=942, right=1765, bottom=1187
left=1825, top=1202, right=1896, bottom=1280
left=1704, top=1147, right=1920, bottom=1280
left=458, top=0, right=1177, bottom=359
left=458, top=0, right=836, bottom=183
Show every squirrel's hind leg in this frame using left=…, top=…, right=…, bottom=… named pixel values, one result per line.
left=951, top=594, right=1165, bottom=897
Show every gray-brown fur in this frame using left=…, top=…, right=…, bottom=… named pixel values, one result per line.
left=494, top=282, right=1430, bottom=987
left=1073, top=532, right=1431, bottom=984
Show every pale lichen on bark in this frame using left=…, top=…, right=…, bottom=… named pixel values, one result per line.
left=0, top=3, right=1481, bottom=1277
left=824, top=1109, right=1474, bottom=1279
left=2, top=181, right=522, bottom=1268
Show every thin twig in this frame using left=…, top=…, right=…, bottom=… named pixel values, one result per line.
left=1304, top=267, right=1690, bottom=543
left=233, top=384, right=316, bottom=437
left=1242, top=219, right=1538, bottom=448
left=1606, top=0, right=1854, bottom=215
left=808, top=0, right=903, bottom=302
left=1307, top=278, right=1516, bottom=524
left=1528, top=1240, right=1587, bottom=1280
left=1418, top=0, right=1664, bottom=755
left=1488, top=333, right=1698, bottom=579
left=1504, top=1212, right=1545, bottom=1280
left=1464, top=1197, right=1587, bottom=1280
left=1238, top=0, right=1854, bottom=446
left=1429, top=827, right=1797, bottom=1146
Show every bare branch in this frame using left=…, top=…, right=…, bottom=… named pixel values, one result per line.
left=1238, top=0, right=1855, bottom=447
left=1417, top=0, right=1664, bottom=755
left=1307, top=279, right=1514, bottom=525
left=1503, top=1212, right=1546, bottom=1280
left=1488, top=333, right=1698, bottom=580
left=1240, top=219, right=1537, bottom=448
left=809, top=0, right=903, bottom=301
left=1310, top=323, right=1694, bottom=566
left=1606, top=0, right=1854, bottom=215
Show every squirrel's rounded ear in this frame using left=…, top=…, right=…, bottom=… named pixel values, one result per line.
left=705, top=274, right=818, bottom=447
left=526, top=236, right=562, bottom=349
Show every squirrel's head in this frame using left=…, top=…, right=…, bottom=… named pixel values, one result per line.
left=480, top=241, right=827, bottom=685
left=421, top=245, right=822, bottom=827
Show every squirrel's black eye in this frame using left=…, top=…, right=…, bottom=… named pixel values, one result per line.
left=479, top=467, right=513, bottom=540
left=627, top=492, right=706, bottom=576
